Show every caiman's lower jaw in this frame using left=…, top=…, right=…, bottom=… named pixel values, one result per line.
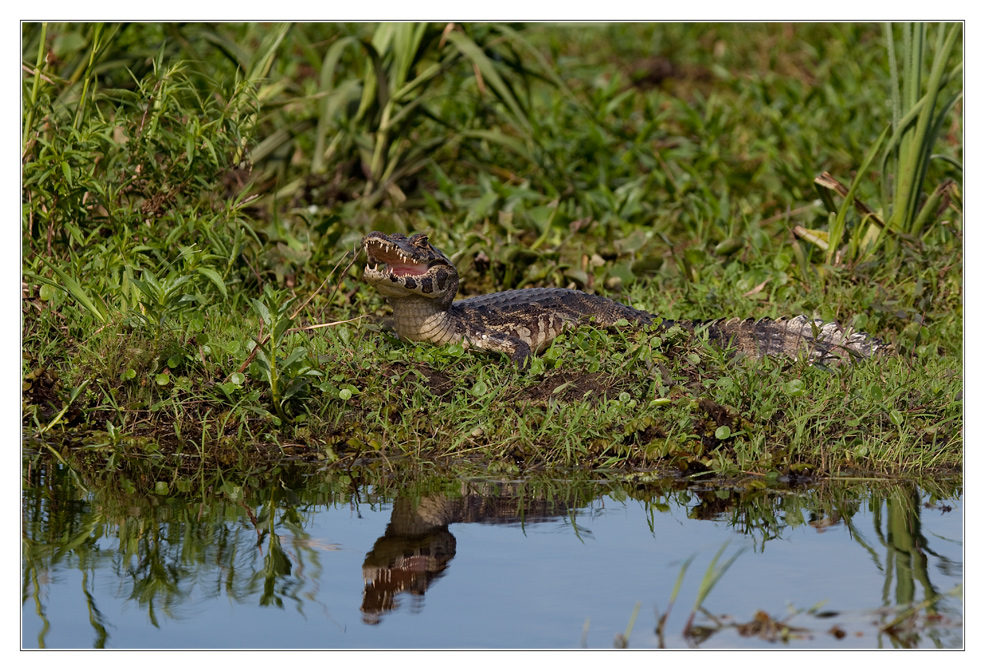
left=364, top=252, right=430, bottom=290
left=363, top=257, right=456, bottom=301
left=363, top=259, right=429, bottom=279
left=363, top=263, right=421, bottom=299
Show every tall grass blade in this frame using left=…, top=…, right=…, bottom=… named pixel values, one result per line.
left=878, top=62, right=961, bottom=207
left=884, top=23, right=901, bottom=130
left=885, top=22, right=961, bottom=234
left=824, top=122, right=890, bottom=264
left=246, top=23, right=291, bottom=82
left=313, top=35, right=360, bottom=173
left=354, top=38, right=388, bottom=122
left=22, top=22, right=47, bottom=154
left=72, top=23, right=103, bottom=131
left=195, top=27, right=252, bottom=70
left=494, top=23, right=573, bottom=94
left=387, top=22, right=428, bottom=94
left=444, top=30, right=532, bottom=132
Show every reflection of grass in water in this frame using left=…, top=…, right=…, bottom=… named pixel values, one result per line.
left=647, top=539, right=961, bottom=649
left=651, top=541, right=747, bottom=647
left=685, top=542, right=748, bottom=636
left=878, top=584, right=963, bottom=648
left=594, top=541, right=778, bottom=648
left=613, top=601, right=641, bottom=649
left=654, top=553, right=694, bottom=646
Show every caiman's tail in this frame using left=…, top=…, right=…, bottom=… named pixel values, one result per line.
left=675, top=316, right=884, bottom=365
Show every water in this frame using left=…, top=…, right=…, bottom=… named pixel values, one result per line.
left=21, top=463, right=963, bottom=649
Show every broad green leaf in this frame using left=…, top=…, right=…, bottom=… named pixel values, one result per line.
left=251, top=298, right=271, bottom=324
left=34, top=264, right=106, bottom=323
left=197, top=267, right=228, bottom=298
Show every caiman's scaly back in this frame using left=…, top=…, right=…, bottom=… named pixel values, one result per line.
left=362, top=232, right=884, bottom=365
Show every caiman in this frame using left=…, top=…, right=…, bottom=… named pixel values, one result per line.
left=362, top=231, right=883, bottom=366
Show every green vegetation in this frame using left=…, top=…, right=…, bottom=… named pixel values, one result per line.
left=22, top=22, right=962, bottom=484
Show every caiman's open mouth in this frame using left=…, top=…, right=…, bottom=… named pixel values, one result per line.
left=363, top=238, right=429, bottom=278
left=361, top=233, right=458, bottom=303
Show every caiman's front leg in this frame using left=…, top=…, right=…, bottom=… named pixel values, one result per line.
left=464, top=331, right=533, bottom=365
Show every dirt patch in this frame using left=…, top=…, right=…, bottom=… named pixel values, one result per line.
left=519, top=370, right=633, bottom=405
left=625, top=56, right=712, bottom=91
left=381, top=361, right=457, bottom=400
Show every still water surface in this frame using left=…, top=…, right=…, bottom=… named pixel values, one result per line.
left=22, top=464, right=962, bottom=649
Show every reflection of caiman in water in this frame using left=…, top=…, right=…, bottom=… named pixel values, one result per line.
left=361, top=487, right=573, bottom=624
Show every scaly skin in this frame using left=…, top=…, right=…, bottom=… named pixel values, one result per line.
left=362, top=232, right=884, bottom=365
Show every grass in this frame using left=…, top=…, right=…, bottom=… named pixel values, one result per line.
left=22, top=22, right=962, bottom=484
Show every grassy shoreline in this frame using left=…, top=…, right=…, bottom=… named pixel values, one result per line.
left=22, top=22, right=962, bottom=482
